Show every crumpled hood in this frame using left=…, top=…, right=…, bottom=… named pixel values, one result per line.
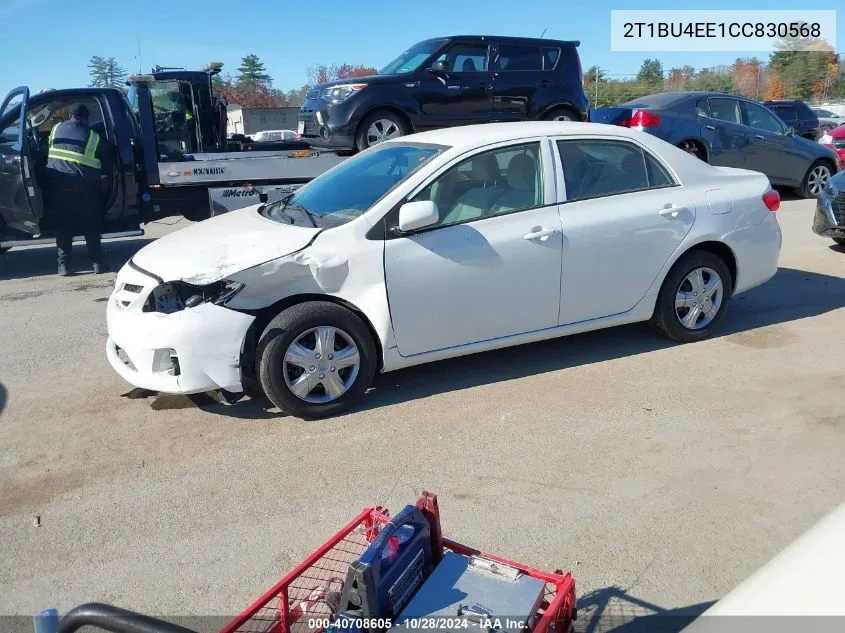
left=131, top=205, right=321, bottom=284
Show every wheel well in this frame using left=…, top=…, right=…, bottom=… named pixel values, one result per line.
left=679, top=138, right=708, bottom=161
left=359, top=106, right=414, bottom=135
left=682, top=241, right=737, bottom=290
left=541, top=103, right=580, bottom=120
left=813, top=157, right=837, bottom=173
left=240, top=294, right=384, bottom=379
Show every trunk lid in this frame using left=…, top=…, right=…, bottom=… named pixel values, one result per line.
left=589, top=107, right=633, bottom=126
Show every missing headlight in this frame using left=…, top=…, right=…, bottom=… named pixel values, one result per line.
left=145, top=280, right=245, bottom=314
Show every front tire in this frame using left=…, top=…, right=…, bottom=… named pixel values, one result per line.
left=650, top=250, right=733, bottom=343
left=355, top=110, right=408, bottom=151
left=257, top=302, right=377, bottom=419
left=800, top=161, right=833, bottom=199
left=833, top=237, right=845, bottom=247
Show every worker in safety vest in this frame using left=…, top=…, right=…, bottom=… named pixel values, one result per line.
left=45, top=103, right=106, bottom=276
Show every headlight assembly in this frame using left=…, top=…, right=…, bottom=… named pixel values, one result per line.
left=321, top=83, right=366, bottom=104
left=146, top=280, right=245, bottom=314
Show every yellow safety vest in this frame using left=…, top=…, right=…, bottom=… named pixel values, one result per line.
left=47, top=123, right=102, bottom=170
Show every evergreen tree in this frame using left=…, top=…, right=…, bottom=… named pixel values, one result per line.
left=88, top=56, right=127, bottom=89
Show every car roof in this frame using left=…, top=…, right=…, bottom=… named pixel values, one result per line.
left=420, top=35, right=579, bottom=47
left=390, top=121, right=648, bottom=150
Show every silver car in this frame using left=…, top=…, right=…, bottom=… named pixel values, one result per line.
left=812, top=107, right=845, bottom=134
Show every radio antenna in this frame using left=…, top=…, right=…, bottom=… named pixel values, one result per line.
left=539, top=27, right=548, bottom=38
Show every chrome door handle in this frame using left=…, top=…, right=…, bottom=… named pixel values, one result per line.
left=523, top=227, right=558, bottom=240
left=705, top=124, right=715, bottom=130
left=659, top=204, right=687, bottom=219
left=755, top=134, right=765, bottom=140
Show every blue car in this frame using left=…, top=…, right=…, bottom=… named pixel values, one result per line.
left=591, top=92, right=839, bottom=198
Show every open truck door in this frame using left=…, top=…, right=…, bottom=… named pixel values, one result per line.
left=0, top=86, right=43, bottom=233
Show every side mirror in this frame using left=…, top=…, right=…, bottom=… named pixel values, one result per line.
left=429, top=60, right=450, bottom=74
left=397, top=200, right=439, bottom=232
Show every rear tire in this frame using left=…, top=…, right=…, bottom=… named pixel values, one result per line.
left=355, top=110, right=408, bottom=151
left=800, top=160, right=833, bottom=198
left=833, top=237, right=845, bottom=247
left=678, top=139, right=708, bottom=162
left=650, top=250, right=733, bottom=343
left=542, top=106, right=579, bottom=122
left=256, top=301, right=377, bottom=419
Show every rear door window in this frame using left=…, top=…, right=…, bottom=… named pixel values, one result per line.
left=707, top=98, right=741, bottom=124
left=495, top=44, right=543, bottom=71
left=741, top=101, right=784, bottom=134
left=557, top=139, right=676, bottom=201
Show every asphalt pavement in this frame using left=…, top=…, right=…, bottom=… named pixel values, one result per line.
left=1, top=200, right=844, bottom=631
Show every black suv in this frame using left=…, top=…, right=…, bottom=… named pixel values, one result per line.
left=763, top=100, right=820, bottom=140
left=298, top=35, right=589, bottom=151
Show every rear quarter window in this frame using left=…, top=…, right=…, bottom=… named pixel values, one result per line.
left=553, top=46, right=581, bottom=79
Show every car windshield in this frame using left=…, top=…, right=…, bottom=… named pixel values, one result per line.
left=380, top=39, right=447, bottom=75
left=261, top=143, right=447, bottom=228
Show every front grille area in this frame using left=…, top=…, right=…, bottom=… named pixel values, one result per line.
left=834, top=193, right=845, bottom=225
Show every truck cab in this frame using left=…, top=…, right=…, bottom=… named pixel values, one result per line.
left=0, top=63, right=344, bottom=251
left=0, top=85, right=142, bottom=240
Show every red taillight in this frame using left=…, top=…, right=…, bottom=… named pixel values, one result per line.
left=762, top=189, right=780, bottom=212
left=630, top=109, right=661, bottom=127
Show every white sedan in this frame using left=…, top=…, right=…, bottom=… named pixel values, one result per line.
left=106, top=122, right=782, bottom=419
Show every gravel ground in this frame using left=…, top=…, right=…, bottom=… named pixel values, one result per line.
left=1, top=200, right=844, bottom=631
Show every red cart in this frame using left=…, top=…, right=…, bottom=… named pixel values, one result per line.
left=221, top=492, right=576, bottom=633
left=53, top=493, right=576, bottom=633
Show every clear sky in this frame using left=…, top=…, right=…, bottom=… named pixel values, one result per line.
left=0, top=0, right=841, bottom=99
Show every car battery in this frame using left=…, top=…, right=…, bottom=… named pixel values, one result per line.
left=337, top=504, right=434, bottom=629
left=392, top=552, right=546, bottom=633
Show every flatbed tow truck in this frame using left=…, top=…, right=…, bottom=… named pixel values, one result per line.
left=0, top=63, right=347, bottom=252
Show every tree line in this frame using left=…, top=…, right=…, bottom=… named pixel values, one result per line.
left=586, top=41, right=842, bottom=108
left=87, top=53, right=377, bottom=108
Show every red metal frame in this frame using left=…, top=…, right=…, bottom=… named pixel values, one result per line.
left=221, top=500, right=575, bottom=633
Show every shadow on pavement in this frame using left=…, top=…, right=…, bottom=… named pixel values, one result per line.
left=774, top=187, right=803, bottom=202
left=0, top=382, right=6, bottom=418
left=113, top=266, right=845, bottom=420
left=359, top=266, right=845, bottom=412
left=576, top=586, right=715, bottom=633
left=0, top=237, right=155, bottom=281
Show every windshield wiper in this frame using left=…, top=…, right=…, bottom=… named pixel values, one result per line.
left=287, top=204, right=320, bottom=228
left=262, top=193, right=297, bottom=224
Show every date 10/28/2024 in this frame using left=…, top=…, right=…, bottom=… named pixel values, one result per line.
left=309, top=616, right=531, bottom=630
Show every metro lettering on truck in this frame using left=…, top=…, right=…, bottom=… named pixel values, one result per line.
left=221, top=189, right=258, bottom=198
left=193, top=167, right=226, bottom=176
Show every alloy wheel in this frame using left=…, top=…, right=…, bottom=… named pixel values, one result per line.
left=807, top=165, right=832, bottom=197
left=283, top=326, right=361, bottom=404
left=675, top=267, right=724, bottom=330
left=366, top=119, right=402, bottom=145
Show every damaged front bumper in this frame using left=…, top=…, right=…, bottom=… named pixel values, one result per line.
left=106, top=263, right=255, bottom=394
left=813, top=191, right=845, bottom=239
